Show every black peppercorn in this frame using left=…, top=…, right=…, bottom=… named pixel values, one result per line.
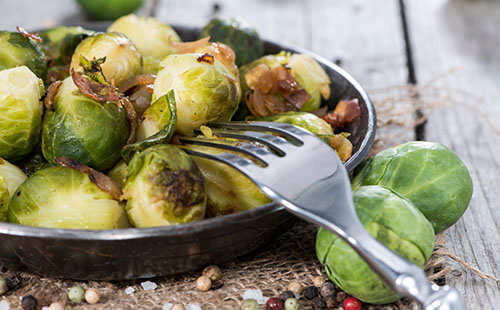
left=280, top=290, right=295, bottom=302
left=324, top=295, right=337, bottom=308
left=304, top=286, right=318, bottom=300
left=320, top=281, right=336, bottom=298
left=21, top=295, right=37, bottom=310
left=311, top=296, right=326, bottom=309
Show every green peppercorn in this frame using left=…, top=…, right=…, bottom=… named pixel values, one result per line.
left=68, top=285, right=85, bottom=303
left=284, top=298, right=299, bottom=310
left=280, top=291, right=295, bottom=302
left=241, top=299, right=259, bottom=310
left=303, top=286, right=318, bottom=300
left=0, top=277, right=7, bottom=295
left=21, top=295, right=37, bottom=310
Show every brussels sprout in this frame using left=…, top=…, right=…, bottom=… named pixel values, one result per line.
left=38, top=26, right=94, bottom=65
left=42, top=76, right=130, bottom=171
left=122, top=144, right=206, bottom=227
left=16, top=144, right=54, bottom=177
left=0, top=158, right=27, bottom=221
left=0, top=66, right=44, bottom=160
left=8, top=166, right=130, bottom=229
left=352, top=141, right=473, bottom=233
left=108, top=159, right=128, bottom=188
left=76, top=0, right=143, bottom=21
left=199, top=17, right=264, bottom=67
left=316, top=186, right=435, bottom=304
left=0, top=31, right=47, bottom=80
left=107, top=14, right=181, bottom=74
left=70, top=32, right=142, bottom=86
left=153, top=53, right=239, bottom=135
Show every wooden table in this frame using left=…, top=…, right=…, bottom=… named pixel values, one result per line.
left=2, top=0, right=499, bottom=308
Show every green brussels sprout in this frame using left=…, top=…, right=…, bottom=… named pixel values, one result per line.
left=316, top=186, right=435, bottom=304
left=38, top=26, right=94, bottom=65
left=122, top=144, right=206, bottom=227
left=107, top=14, right=181, bottom=74
left=42, top=76, right=130, bottom=171
left=0, top=66, right=44, bottom=160
left=76, top=0, right=143, bottom=21
left=0, top=158, right=27, bottom=221
left=8, top=166, right=130, bottom=229
left=258, top=111, right=333, bottom=136
left=108, top=159, right=128, bottom=188
left=352, top=141, right=473, bottom=233
left=0, top=31, right=48, bottom=80
left=153, top=53, right=239, bottom=135
left=70, top=32, right=142, bottom=86
left=198, top=17, right=264, bottom=67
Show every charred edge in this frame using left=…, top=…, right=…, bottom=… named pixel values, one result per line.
left=197, top=53, right=215, bottom=65
left=155, top=167, right=205, bottom=208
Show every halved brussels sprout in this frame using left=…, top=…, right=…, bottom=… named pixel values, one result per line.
left=108, top=159, right=128, bottom=189
left=42, top=76, right=130, bottom=171
left=8, top=166, right=130, bottom=229
left=0, top=66, right=44, bottom=160
left=153, top=53, right=239, bottom=135
left=352, top=141, right=473, bottom=233
left=122, top=144, right=206, bottom=227
left=38, top=26, right=94, bottom=65
left=70, top=32, right=142, bottom=86
left=107, top=14, right=181, bottom=74
left=0, top=158, right=27, bottom=221
left=0, top=31, right=47, bottom=80
left=316, top=185, right=435, bottom=304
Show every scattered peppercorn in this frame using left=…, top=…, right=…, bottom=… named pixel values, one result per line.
left=6, top=274, right=21, bottom=291
left=172, top=304, right=184, bottom=310
left=283, top=298, right=299, bottom=310
left=202, top=265, right=222, bottom=282
left=313, top=276, right=326, bottom=287
left=21, top=295, right=37, bottom=310
left=48, top=302, right=65, bottom=310
left=266, top=297, right=283, bottom=310
left=324, top=295, right=337, bottom=309
left=196, top=276, right=212, bottom=292
left=280, top=291, right=295, bottom=302
left=241, top=299, right=259, bottom=310
left=68, top=285, right=85, bottom=303
left=85, top=288, right=100, bottom=304
left=303, top=286, right=318, bottom=300
left=287, top=281, right=303, bottom=295
left=312, top=296, right=325, bottom=309
left=343, top=296, right=362, bottom=310
left=0, top=277, right=7, bottom=296
left=320, top=281, right=336, bottom=298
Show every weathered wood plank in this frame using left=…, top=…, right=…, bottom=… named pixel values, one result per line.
left=406, top=0, right=500, bottom=307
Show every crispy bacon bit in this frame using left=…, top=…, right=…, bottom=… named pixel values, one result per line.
left=120, top=97, right=138, bottom=145
left=71, top=69, right=120, bottom=102
left=322, top=99, right=361, bottom=129
left=328, top=134, right=353, bottom=162
left=197, top=53, right=215, bottom=65
left=55, top=157, right=122, bottom=200
left=283, top=89, right=311, bottom=110
left=169, top=36, right=210, bottom=53
left=43, top=81, right=62, bottom=111
left=118, top=74, right=156, bottom=94
left=16, top=26, right=42, bottom=42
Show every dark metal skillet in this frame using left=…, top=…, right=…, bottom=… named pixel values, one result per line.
left=0, top=25, right=376, bottom=280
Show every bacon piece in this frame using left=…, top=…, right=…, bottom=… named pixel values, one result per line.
left=71, top=69, right=120, bottom=102
left=283, top=89, right=311, bottom=110
left=323, top=99, right=361, bottom=128
left=197, top=53, right=215, bottom=65
left=16, top=26, right=42, bottom=42
left=118, top=74, right=156, bottom=94
left=43, top=81, right=62, bottom=111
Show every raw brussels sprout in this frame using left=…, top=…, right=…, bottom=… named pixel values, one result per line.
left=8, top=166, right=130, bottom=229
left=42, top=76, right=130, bottom=171
left=0, top=66, right=44, bottom=160
left=122, top=144, right=206, bottom=227
left=38, top=26, right=94, bottom=65
left=316, top=186, right=435, bottom=304
left=0, top=158, right=27, bottom=221
left=352, top=141, right=473, bottom=233
left=0, top=31, right=48, bottom=80
left=153, top=53, right=239, bottom=135
left=70, top=32, right=142, bottom=86
left=199, top=17, right=264, bottom=67
left=107, top=14, right=181, bottom=74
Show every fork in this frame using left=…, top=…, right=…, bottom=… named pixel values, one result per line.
left=178, top=121, right=465, bottom=310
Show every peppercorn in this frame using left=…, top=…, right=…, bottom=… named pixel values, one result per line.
left=172, top=304, right=184, bottom=310
left=312, top=296, right=325, bottom=309
left=283, top=298, right=299, bottom=310
left=48, top=302, right=65, bottom=310
left=320, top=282, right=336, bottom=298
left=21, top=295, right=37, bottom=310
left=280, top=291, right=295, bottom=302
left=313, top=276, right=326, bottom=288
left=303, top=286, right=318, bottom=300
left=202, top=265, right=222, bottom=282
left=266, top=297, right=283, bottom=310
left=196, top=276, right=212, bottom=292
left=336, top=291, right=346, bottom=303
left=241, top=299, right=259, bottom=310
left=6, top=274, right=21, bottom=291
left=68, top=285, right=85, bottom=303
left=343, top=296, right=362, bottom=310
left=85, top=288, right=100, bottom=304
left=0, top=277, right=7, bottom=295
left=324, top=296, right=336, bottom=309
left=288, top=281, right=303, bottom=295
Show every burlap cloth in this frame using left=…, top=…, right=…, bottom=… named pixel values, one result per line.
left=0, top=81, right=468, bottom=309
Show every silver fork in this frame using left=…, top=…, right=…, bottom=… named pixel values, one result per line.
left=179, top=121, right=465, bottom=310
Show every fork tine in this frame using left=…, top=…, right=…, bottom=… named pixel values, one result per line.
left=209, top=121, right=308, bottom=144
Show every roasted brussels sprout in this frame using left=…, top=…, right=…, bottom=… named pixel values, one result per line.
left=38, top=26, right=94, bottom=65
left=0, top=66, right=44, bottom=160
left=199, top=17, right=264, bottom=67
left=42, top=76, right=130, bottom=171
left=352, top=141, right=473, bottom=233
left=122, top=144, right=206, bottom=227
left=107, top=14, right=181, bottom=74
left=153, top=53, right=239, bottom=135
left=70, top=32, right=142, bottom=86
left=108, top=159, right=128, bottom=188
left=0, top=158, right=27, bottom=221
left=316, top=186, right=435, bottom=304
left=8, top=166, right=130, bottom=229
left=0, top=31, right=47, bottom=80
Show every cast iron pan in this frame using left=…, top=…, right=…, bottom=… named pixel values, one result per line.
left=0, top=25, right=376, bottom=280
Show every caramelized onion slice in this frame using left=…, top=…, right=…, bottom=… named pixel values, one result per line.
left=16, top=26, right=42, bottom=42
left=71, top=69, right=120, bottom=102
left=43, top=81, right=62, bottom=111
left=118, top=74, right=156, bottom=94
